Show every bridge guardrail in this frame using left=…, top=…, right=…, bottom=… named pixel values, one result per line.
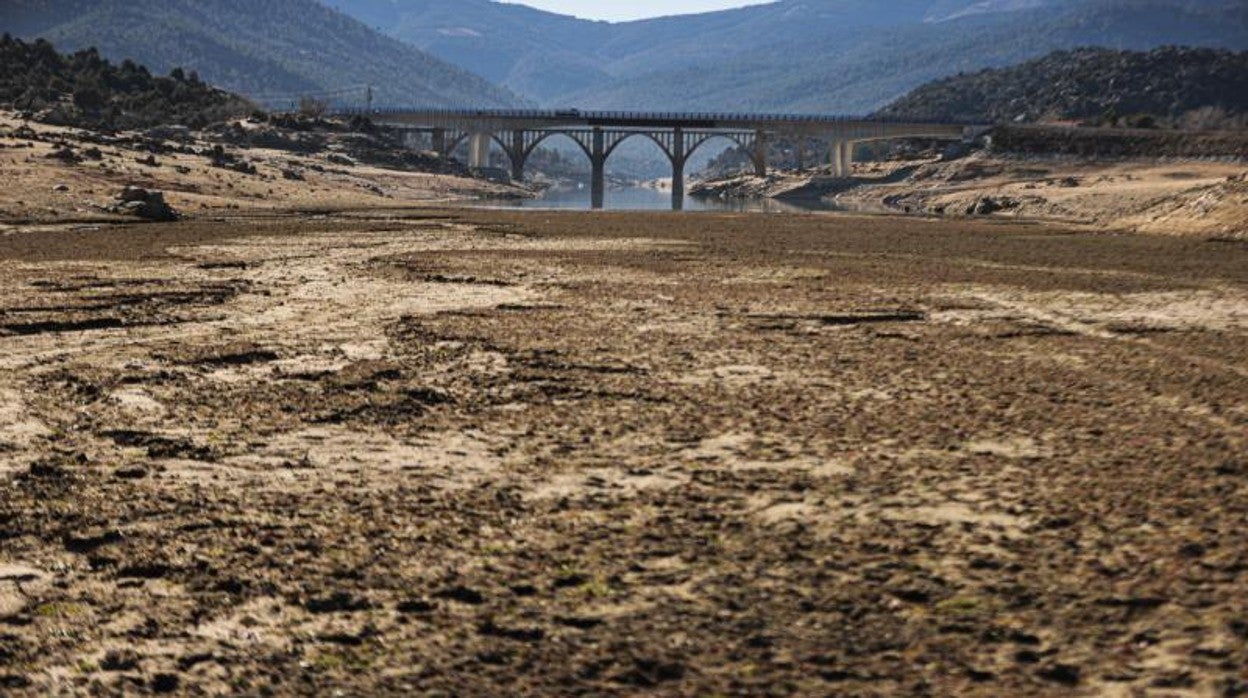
left=328, top=107, right=982, bottom=127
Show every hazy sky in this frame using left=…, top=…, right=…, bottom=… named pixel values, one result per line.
left=507, top=1, right=775, bottom=22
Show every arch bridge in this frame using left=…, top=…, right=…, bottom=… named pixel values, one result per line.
left=335, top=108, right=981, bottom=209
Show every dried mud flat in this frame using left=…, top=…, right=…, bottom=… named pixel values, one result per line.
left=0, top=209, right=1245, bottom=696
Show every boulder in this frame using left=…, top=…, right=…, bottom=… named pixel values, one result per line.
left=109, top=187, right=178, bottom=222
left=968, top=197, right=1002, bottom=215
left=967, top=196, right=1021, bottom=215
left=45, top=147, right=80, bottom=163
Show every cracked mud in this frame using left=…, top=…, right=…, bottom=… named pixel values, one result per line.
left=0, top=210, right=1245, bottom=696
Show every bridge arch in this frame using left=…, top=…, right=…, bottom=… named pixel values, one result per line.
left=684, top=132, right=765, bottom=177
left=445, top=131, right=471, bottom=157
left=602, top=131, right=673, bottom=162
left=510, top=131, right=596, bottom=183
left=522, top=131, right=593, bottom=162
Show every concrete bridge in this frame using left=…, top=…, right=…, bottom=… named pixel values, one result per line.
left=336, top=108, right=980, bottom=209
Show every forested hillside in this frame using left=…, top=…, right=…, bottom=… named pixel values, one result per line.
left=0, top=0, right=522, bottom=108
left=0, top=34, right=252, bottom=128
left=878, top=47, right=1248, bottom=127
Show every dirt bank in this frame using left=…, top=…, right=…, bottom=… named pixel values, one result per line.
left=693, top=154, right=1248, bottom=238
left=0, top=112, right=527, bottom=227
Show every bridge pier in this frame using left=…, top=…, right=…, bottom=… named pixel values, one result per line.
left=753, top=130, right=767, bottom=177
left=509, top=131, right=526, bottom=182
left=830, top=140, right=854, bottom=178
left=591, top=128, right=606, bottom=210
left=468, top=132, right=491, bottom=169
left=431, top=128, right=447, bottom=157
left=670, top=127, right=687, bottom=211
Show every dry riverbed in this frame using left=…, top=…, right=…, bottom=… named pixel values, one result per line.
left=0, top=208, right=1245, bottom=696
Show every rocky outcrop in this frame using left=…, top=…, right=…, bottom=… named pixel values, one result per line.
left=106, top=187, right=178, bottom=221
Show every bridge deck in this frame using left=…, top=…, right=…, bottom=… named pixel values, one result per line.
left=334, top=107, right=978, bottom=131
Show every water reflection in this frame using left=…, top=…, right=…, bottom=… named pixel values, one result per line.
left=476, top=185, right=846, bottom=213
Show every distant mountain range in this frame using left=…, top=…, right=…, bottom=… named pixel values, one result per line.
left=878, top=46, right=1248, bottom=126
left=0, top=0, right=522, bottom=108
left=3, top=0, right=1244, bottom=115
left=323, top=0, right=1248, bottom=112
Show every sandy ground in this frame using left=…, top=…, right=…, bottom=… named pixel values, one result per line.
left=0, top=200, right=1244, bottom=695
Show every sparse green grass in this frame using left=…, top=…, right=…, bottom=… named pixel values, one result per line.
left=34, top=602, right=90, bottom=619
left=935, top=595, right=1000, bottom=618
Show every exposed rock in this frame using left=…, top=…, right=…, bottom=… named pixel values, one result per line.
left=968, top=197, right=1020, bottom=215
left=45, top=146, right=79, bottom=163
left=107, top=187, right=178, bottom=221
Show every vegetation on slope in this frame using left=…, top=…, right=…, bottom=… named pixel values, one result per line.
left=0, top=0, right=522, bottom=108
left=0, top=34, right=251, bottom=129
left=878, top=46, right=1248, bottom=127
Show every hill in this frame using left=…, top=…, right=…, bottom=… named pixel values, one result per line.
left=877, top=46, right=1248, bottom=126
left=319, top=0, right=616, bottom=103
left=324, top=0, right=1248, bottom=112
left=0, top=34, right=252, bottom=129
left=0, top=0, right=522, bottom=108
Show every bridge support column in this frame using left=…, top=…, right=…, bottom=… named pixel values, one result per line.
left=753, top=130, right=767, bottom=177
left=590, top=127, right=606, bottom=210
left=796, top=137, right=806, bottom=172
left=509, top=130, right=526, bottom=182
left=432, top=128, right=447, bottom=157
left=468, top=132, right=491, bottom=170
left=831, top=140, right=855, bottom=178
left=670, top=127, right=686, bottom=211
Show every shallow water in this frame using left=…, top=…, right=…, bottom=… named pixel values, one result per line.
left=475, top=185, right=845, bottom=213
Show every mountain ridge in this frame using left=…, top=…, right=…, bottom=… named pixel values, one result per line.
left=323, top=0, right=1248, bottom=112
left=0, top=0, right=523, bottom=108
